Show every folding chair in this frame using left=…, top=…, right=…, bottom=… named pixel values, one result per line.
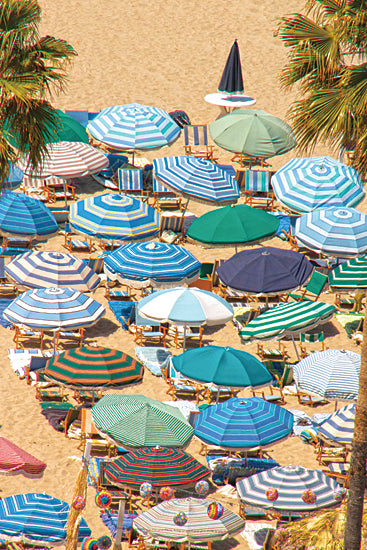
left=159, top=214, right=185, bottom=244
left=188, top=262, right=214, bottom=292
left=256, top=342, right=287, bottom=362
left=97, top=460, right=133, bottom=508
left=81, top=257, right=105, bottom=274
left=116, top=167, right=148, bottom=201
left=62, top=222, right=93, bottom=253
left=183, top=124, right=214, bottom=161
left=105, top=280, right=133, bottom=300
left=161, top=359, right=203, bottom=404
left=171, top=325, right=204, bottom=349
left=299, top=332, right=326, bottom=359
left=53, top=328, right=85, bottom=350
left=152, top=177, right=182, bottom=211
left=0, top=256, right=18, bottom=296
left=79, top=408, right=115, bottom=456
left=44, top=176, right=75, bottom=203
left=231, top=153, right=271, bottom=169
left=296, top=389, right=329, bottom=407
left=236, top=169, right=275, bottom=210
left=2, top=236, right=33, bottom=250
left=287, top=271, right=328, bottom=302
left=20, top=175, right=48, bottom=201
left=13, top=326, right=44, bottom=350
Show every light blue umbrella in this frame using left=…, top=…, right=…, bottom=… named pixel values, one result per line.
left=318, top=403, right=355, bottom=446
left=0, top=493, right=91, bottom=544
left=153, top=156, right=240, bottom=205
left=69, top=193, right=160, bottom=243
left=271, top=156, right=364, bottom=213
left=194, top=397, right=293, bottom=450
left=104, top=241, right=201, bottom=288
left=87, top=103, right=181, bottom=151
left=0, top=191, right=58, bottom=240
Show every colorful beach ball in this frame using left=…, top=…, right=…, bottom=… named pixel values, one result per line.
left=95, top=490, right=112, bottom=508
left=302, top=489, right=317, bottom=504
left=195, top=480, right=209, bottom=496
left=334, top=488, right=348, bottom=502
left=82, top=538, right=98, bottom=550
left=72, top=496, right=86, bottom=510
left=266, top=487, right=279, bottom=502
left=159, top=486, right=175, bottom=501
left=207, top=502, right=223, bottom=520
left=140, top=482, right=153, bottom=498
left=173, top=512, right=188, bottom=526
left=97, top=536, right=112, bottom=550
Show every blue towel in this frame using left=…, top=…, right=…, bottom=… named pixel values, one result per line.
left=100, top=511, right=138, bottom=538
left=0, top=246, right=30, bottom=256
left=108, top=301, right=135, bottom=330
left=0, top=299, right=14, bottom=328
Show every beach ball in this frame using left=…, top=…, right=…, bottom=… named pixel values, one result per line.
left=302, top=489, right=317, bottom=504
left=334, top=488, right=347, bottom=502
left=266, top=487, right=278, bottom=502
left=72, top=496, right=86, bottom=510
left=95, top=490, right=112, bottom=508
left=195, top=480, right=209, bottom=496
left=140, top=482, right=153, bottom=498
left=160, top=486, right=175, bottom=501
left=207, top=502, right=223, bottom=520
left=82, top=538, right=98, bottom=550
left=97, top=536, right=112, bottom=550
left=173, top=512, right=188, bottom=526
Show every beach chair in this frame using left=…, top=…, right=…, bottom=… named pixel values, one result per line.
left=2, top=235, right=33, bottom=250
left=316, top=440, right=349, bottom=465
left=231, top=154, right=271, bottom=169
left=335, top=292, right=361, bottom=311
left=79, top=408, right=115, bottom=456
left=323, top=462, right=350, bottom=487
left=152, top=177, right=182, bottom=211
left=62, top=222, right=93, bottom=253
left=299, top=331, right=326, bottom=359
left=296, top=389, right=329, bottom=408
left=73, top=388, right=103, bottom=404
left=286, top=271, right=328, bottom=302
left=108, top=301, right=136, bottom=330
left=97, top=460, right=133, bottom=508
left=159, top=214, right=185, bottom=244
left=25, top=355, right=48, bottom=384
left=161, top=359, right=203, bottom=404
left=81, top=257, right=105, bottom=274
left=105, top=280, right=133, bottom=300
left=36, top=382, right=66, bottom=402
left=236, top=169, right=275, bottom=210
left=217, top=282, right=251, bottom=303
left=256, top=342, right=287, bottom=362
left=188, top=263, right=214, bottom=292
left=20, top=175, right=48, bottom=201
left=0, top=256, right=18, bottom=296
left=53, top=328, right=85, bottom=350
left=170, top=324, right=204, bottom=349
left=116, top=167, right=148, bottom=201
left=13, top=326, right=44, bottom=350
left=134, top=325, right=168, bottom=347
left=251, top=361, right=292, bottom=405
left=183, top=124, right=214, bottom=161
left=43, top=176, right=76, bottom=203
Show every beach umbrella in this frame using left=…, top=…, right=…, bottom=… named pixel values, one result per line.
left=318, top=403, right=355, bottom=447
left=104, top=447, right=210, bottom=488
left=209, top=109, right=296, bottom=158
left=0, top=437, right=46, bottom=477
left=236, top=465, right=340, bottom=512
left=295, top=207, right=367, bottom=257
left=3, top=287, right=105, bottom=330
left=3, top=164, right=23, bottom=189
left=271, top=156, right=364, bottom=213
left=5, top=251, right=101, bottom=291
left=186, top=204, right=279, bottom=247
left=194, top=397, right=293, bottom=450
left=153, top=156, right=239, bottom=205
left=0, top=493, right=91, bottom=544
left=216, top=246, right=313, bottom=295
left=44, top=345, right=143, bottom=389
left=293, top=349, right=360, bottom=402
left=134, top=497, right=245, bottom=544
left=87, top=103, right=181, bottom=152
left=0, top=191, right=58, bottom=240
left=69, top=193, right=160, bottom=243
left=239, top=300, right=335, bottom=342
left=92, top=394, right=194, bottom=449
left=104, top=241, right=200, bottom=289
left=329, top=256, right=367, bottom=289
left=218, top=39, right=244, bottom=94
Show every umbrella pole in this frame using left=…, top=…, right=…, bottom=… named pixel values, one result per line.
left=112, top=498, right=126, bottom=550
left=291, top=335, right=300, bottom=361
left=183, top=325, right=187, bottom=352
left=216, top=388, right=221, bottom=404
left=64, top=180, right=68, bottom=209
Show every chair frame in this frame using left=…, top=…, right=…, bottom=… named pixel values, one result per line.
left=236, top=168, right=276, bottom=210
left=183, top=124, right=214, bottom=161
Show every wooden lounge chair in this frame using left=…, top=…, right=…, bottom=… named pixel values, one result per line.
left=161, top=360, right=203, bottom=404
left=296, top=390, right=329, bottom=408
left=183, top=124, right=214, bottom=161
left=256, top=341, right=287, bottom=362
left=73, top=388, right=103, bottom=404
left=53, top=328, right=85, bottom=350
left=116, top=166, right=149, bottom=201
left=13, top=326, right=44, bottom=350
left=36, top=382, right=66, bottom=402
left=105, top=280, right=133, bottom=300
left=152, top=177, right=182, bottom=211
left=188, top=262, right=214, bottom=292
left=133, top=325, right=167, bottom=347
left=79, top=408, right=115, bottom=456
left=299, top=331, right=326, bottom=359
left=44, top=177, right=76, bottom=203
left=170, top=325, right=204, bottom=349
left=316, top=440, right=349, bottom=465
left=236, top=169, right=276, bottom=210
left=159, top=214, right=185, bottom=244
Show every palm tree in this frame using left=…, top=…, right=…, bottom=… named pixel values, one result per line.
left=0, top=0, right=76, bottom=185
left=276, top=0, right=367, bottom=176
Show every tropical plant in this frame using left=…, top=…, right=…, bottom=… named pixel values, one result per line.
left=0, top=0, right=76, bottom=185
left=276, top=0, right=367, bottom=175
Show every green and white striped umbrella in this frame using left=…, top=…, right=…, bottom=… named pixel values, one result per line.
left=239, top=300, right=335, bottom=342
left=329, top=256, right=367, bottom=289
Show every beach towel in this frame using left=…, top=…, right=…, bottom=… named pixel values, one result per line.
left=88, top=457, right=103, bottom=487
left=8, top=348, right=43, bottom=379
left=108, top=301, right=135, bottom=330
left=241, top=522, right=275, bottom=550
left=100, top=511, right=138, bottom=538
left=41, top=407, right=73, bottom=431
left=162, top=400, right=199, bottom=419
left=335, top=312, right=364, bottom=338
left=134, top=346, right=172, bottom=376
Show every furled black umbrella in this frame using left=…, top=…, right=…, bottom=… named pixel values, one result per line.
left=218, top=40, right=244, bottom=94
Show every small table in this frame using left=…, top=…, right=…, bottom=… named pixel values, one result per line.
left=205, top=92, right=256, bottom=117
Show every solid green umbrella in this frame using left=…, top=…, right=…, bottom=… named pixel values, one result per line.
left=209, top=109, right=296, bottom=158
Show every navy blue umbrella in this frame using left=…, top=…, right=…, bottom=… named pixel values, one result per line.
left=218, top=40, right=244, bottom=94
left=216, top=246, right=313, bottom=295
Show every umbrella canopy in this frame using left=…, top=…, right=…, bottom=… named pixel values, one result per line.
left=318, top=403, right=355, bottom=446
left=295, top=207, right=367, bottom=257
left=172, top=345, right=272, bottom=389
left=218, top=39, right=244, bottom=94
left=3, top=287, right=105, bottom=330
left=216, top=247, right=313, bottom=295
left=104, top=447, right=210, bottom=487
left=103, top=241, right=201, bottom=289
left=0, top=493, right=91, bottom=544
left=239, top=300, right=335, bottom=342
left=4, top=164, right=23, bottom=190
left=293, top=349, right=360, bottom=402
left=329, top=256, right=367, bottom=289
left=44, top=345, right=143, bottom=389
left=186, top=204, right=279, bottom=246
left=0, top=191, right=58, bottom=240
left=153, top=156, right=239, bottom=205
left=69, top=193, right=160, bottom=242
left=271, top=156, right=364, bottom=213
left=194, top=397, right=293, bottom=450
left=87, top=103, right=181, bottom=151
left=209, top=109, right=296, bottom=158
left=92, top=394, right=194, bottom=449
left=236, top=465, right=340, bottom=512
left=6, top=251, right=100, bottom=291
left=17, top=141, right=109, bottom=179
left=0, top=437, right=46, bottom=477
left=134, top=497, right=245, bottom=543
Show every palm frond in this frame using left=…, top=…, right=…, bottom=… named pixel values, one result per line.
left=37, top=36, right=77, bottom=62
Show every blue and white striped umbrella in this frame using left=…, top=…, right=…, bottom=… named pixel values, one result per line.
left=236, top=465, right=340, bottom=512
left=153, top=156, right=240, bottom=204
left=3, top=287, right=105, bottom=330
left=0, top=191, right=58, bottom=240
left=194, top=397, right=293, bottom=450
left=295, top=207, right=367, bottom=257
left=0, top=493, right=91, bottom=544
left=293, top=349, right=360, bottom=402
left=87, top=104, right=181, bottom=151
left=104, top=241, right=201, bottom=288
left=69, top=193, right=160, bottom=242
left=271, top=156, right=364, bottom=213
left=6, top=251, right=101, bottom=291
left=4, top=164, right=23, bottom=189
left=318, top=403, right=355, bottom=446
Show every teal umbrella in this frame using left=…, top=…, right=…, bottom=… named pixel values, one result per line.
left=209, top=109, right=296, bottom=158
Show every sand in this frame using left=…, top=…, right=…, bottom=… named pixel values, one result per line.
left=0, top=1, right=361, bottom=549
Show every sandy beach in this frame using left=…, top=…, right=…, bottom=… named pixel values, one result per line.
left=0, top=1, right=361, bottom=549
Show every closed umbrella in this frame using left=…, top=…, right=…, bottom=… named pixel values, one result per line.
left=0, top=437, right=46, bottom=477
left=218, top=39, right=244, bottom=94
left=329, top=256, right=367, bottom=289
left=318, top=403, right=355, bottom=447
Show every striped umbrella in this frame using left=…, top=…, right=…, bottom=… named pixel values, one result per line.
left=92, top=394, right=194, bottom=449
left=134, top=497, right=245, bottom=543
left=3, top=287, right=105, bottom=330
left=104, top=447, right=210, bottom=487
left=0, top=191, right=58, bottom=240
left=69, top=193, right=160, bottom=243
left=194, top=397, right=293, bottom=450
left=0, top=493, right=91, bottom=544
left=329, top=256, right=367, bottom=289
left=239, top=300, right=335, bottom=342
left=271, top=156, right=364, bottom=213
left=295, top=207, right=367, bottom=257
left=87, top=103, right=181, bottom=151
left=44, top=345, right=143, bottom=389
left=318, top=403, right=355, bottom=446
left=4, top=164, right=23, bottom=190
left=0, top=437, right=46, bottom=477
left=104, top=241, right=201, bottom=289
left=236, top=465, right=340, bottom=512
left=293, top=349, right=360, bottom=402
left=153, top=156, right=239, bottom=205
left=6, top=251, right=101, bottom=291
